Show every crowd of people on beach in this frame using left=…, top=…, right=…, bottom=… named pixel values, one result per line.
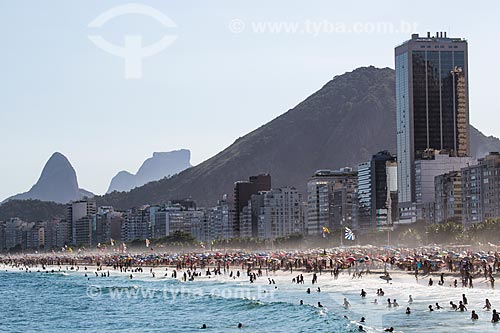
left=2, top=245, right=500, bottom=332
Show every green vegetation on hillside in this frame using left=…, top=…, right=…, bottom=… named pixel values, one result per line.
left=0, top=199, right=66, bottom=222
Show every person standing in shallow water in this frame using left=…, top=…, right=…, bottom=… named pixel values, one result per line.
left=492, top=309, right=500, bottom=323
left=343, top=298, right=350, bottom=308
left=484, top=299, right=492, bottom=311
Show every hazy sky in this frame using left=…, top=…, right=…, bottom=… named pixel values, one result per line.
left=1, top=0, right=498, bottom=200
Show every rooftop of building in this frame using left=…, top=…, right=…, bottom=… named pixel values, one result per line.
left=396, top=32, right=466, bottom=48
left=311, top=167, right=357, bottom=178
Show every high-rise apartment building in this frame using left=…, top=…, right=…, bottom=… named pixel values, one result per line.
left=68, top=198, right=96, bottom=246
left=462, top=152, right=500, bottom=226
left=434, top=170, right=463, bottom=223
left=307, top=168, right=358, bottom=235
left=357, top=151, right=398, bottom=230
left=233, top=174, right=271, bottom=237
left=208, top=195, right=233, bottom=240
left=251, top=187, right=303, bottom=239
left=396, top=32, right=469, bottom=222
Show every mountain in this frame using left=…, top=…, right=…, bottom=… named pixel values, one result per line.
left=96, top=66, right=500, bottom=209
left=470, top=126, right=500, bottom=160
left=3, top=152, right=93, bottom=204
left=107, top=149, right=192, bottom=193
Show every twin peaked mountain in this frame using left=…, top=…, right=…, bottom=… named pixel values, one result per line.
left=3, top=150, right=192, bottom=205
left=5, top=66, right=500, bottom=207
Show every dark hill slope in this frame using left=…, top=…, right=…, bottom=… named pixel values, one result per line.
left=97, top=67, right=499, bottom=209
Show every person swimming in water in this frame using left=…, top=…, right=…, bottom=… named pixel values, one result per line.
left=300, top=300, right=303, bottom=305
left=492, top=309, right=500, bottom=323
left=471, top=310, right=479, bottom=320
left=450, top=301, right=458, bottom=310
left=384, top=327, right=394, bottom=332
left=372, top=299, right=378, bottom=304
left=458, top=301, right=467, bottom=312
left=358, top=325, right=366, bottom=332
left=462, top=294, right=468, bottom=305
left=428, top=305, right=434, bottom=312
left=318, top=302, right=324, bottom=308
left=200, top=324, right=207, bottom=329
left=393, top=299, right=399, bottom=307
left=360, top=289, right=366, bottom=298
left=435, top=302, right=442, bottom=310
left=306, top=288, right=311, bottom=294
left=408, top=295, right=413, bottom=304
left=406, top=307, right=411, bottom=314
left=360, top=317, right=365, bottom=323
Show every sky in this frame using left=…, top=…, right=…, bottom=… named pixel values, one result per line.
left=1, top=0, right=499, bottom=201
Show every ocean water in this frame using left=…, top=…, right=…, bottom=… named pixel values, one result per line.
left=0, top=269, right=353, bottom=333
left=1, top=267, right=500, bottom=333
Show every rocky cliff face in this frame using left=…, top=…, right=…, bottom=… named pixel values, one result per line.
left=3, top=152, right=92, bottom=204
left=107, top=149, right=192, bottom=193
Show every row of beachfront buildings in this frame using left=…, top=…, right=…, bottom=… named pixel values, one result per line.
left=1, top=149, right=500, bottom=250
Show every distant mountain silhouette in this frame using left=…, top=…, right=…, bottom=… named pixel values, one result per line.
left=3, top=152, right=93, bottom=204
left=107, top=149, right=192, bottom=193
left=88, top=66, right=500, bottom=209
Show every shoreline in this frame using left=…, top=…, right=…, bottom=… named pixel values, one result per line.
left=3, top=259, right=500, bottom=333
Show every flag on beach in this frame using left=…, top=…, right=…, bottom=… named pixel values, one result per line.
left=344, top=227, right=355, bottom=241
